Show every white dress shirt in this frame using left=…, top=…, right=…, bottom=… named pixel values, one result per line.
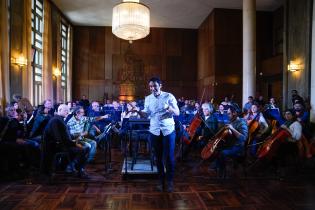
left=142, top=91, right=179, bottom=136
left=287, top=121, right=302, bottom=142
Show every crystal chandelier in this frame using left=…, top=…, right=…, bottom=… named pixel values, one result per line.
left=112, top=0, right=150, bottom=43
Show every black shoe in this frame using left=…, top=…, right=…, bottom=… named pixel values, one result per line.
left=65, top=162, right=77, bottom=174
left=217, top=167, right=226, bottom=179
left=156, top=184, right=164, bottom=192
left=88, top=160, right=97, bottom=164
left=208, top=162, right=218, bottom=171
left=166, top=182, right=174, bottom=193
left=78, top=169, right=90, bottom=179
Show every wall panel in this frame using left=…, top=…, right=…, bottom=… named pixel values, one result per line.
left=73, top=27, right=198, bottom=101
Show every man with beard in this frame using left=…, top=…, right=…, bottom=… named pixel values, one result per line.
left=214, top=106, right=248, bottom=177
left=138, top=77, right=180, bottom=192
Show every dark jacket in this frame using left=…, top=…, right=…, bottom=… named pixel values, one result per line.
left=0, top=117, right=24, bottom=143
left=30, top=110, right=53, bottom=138
left=43, top=115, right=75, bottom=149
left=201, top=115, right=218, bottom=139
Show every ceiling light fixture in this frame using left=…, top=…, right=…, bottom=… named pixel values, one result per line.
left=112, top=0, right=150, bottom=43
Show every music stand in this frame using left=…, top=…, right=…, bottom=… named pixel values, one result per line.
left=123, top=118, right=151, bottom=177
left=102, top=122, right=114, bottom=172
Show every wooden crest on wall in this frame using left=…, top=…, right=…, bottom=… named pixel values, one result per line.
left=118, top=46, right=146, bottom=100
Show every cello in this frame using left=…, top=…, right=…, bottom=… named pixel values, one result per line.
left=246, top=112, right=260, bottom=145
left=182, top=113, right=203, bottom=144
left=181, top=88, right=205, bottom=145
left=200, top=126, right=231, bottom=160
left=256, top=128, right=291, bottom=159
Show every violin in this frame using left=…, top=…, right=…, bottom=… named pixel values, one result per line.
left=256, top=128, right=291, bottom=159
left=201, top=126, right=231, bottom=160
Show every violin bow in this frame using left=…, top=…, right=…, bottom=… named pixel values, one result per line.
left=199, top=87, right=206, bottom=107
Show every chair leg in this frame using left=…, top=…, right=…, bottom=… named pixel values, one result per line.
left=49, top=155, right=58, bottom=184
left=131, top=138, right=138, bottom=170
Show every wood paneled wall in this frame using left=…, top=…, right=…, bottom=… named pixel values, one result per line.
left=197, top=8, right=275, bottom=104
left=72, top=27, right=198, bottom=101
left=10, top=0, right=24, bottom=99
left=284, top=0, right=312, bottom=107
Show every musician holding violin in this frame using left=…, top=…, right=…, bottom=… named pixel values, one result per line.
left=121, top=102, right=141, bottom=120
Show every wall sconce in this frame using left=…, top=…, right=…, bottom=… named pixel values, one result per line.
left=287, top=61, right=302, bottom=72
left=53, top=67, right=61, bottom=77
left=12, top=55, right=27, bottom=68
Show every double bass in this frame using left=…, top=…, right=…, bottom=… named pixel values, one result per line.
left=201, top=126, right=231, bottom=160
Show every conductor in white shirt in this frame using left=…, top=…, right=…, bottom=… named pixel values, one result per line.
left=138, top=77, right=180, bottom=192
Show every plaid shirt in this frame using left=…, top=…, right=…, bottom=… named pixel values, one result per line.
left=66, top=116, right=96, bottom=135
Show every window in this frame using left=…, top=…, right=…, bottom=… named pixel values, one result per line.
left=31, top=0, right=44, bottom=106
left=60, top=22, right=69, bottom=102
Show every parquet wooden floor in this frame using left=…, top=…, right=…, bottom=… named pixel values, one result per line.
left=1, top=148, right=315, bottom=210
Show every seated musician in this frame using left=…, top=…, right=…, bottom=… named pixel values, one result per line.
left=29, top=99, right=54, bottom=142
left=214, top=104, right=230, bottom=129
left=280, top=109, right=302, bottom=143
left=67, top=106, right=108, bottom=163
left=264, top=97, right=278, bottom=110
left=110, top=100, right=122, bottom=122
left=265, top=109, right=312, bottom=170
left=87, top=101, right=109, bottom=143
left=197, top=103, right=218, bottom=146
left=291, top=90, right=305, bottom=107
left=180, top=100, right=193, bottom=114
left=214, top=106, right=248, bottom=176
left=243, top=96, right=254, bottom=114
left=79, top=95, right=90, bottom=113
left=192, top=102, right=201, bottom=115
left=15, top=97, right=34, bottom=120
left=245, top=103, right=269, bottom=156
left=121, top=102, right=141, bottom=121
left=119, top=101, right=143, bottom=138
left=0, top=106, right=40, bottom=174
left=10, top=101, right=19, bottom=111
left=220, top=96, right=231, bottom=111
left=294, top=102, right=309, bottom=124
left=293, top=101, right=311, bottom=139
left=43, top=104, right=90, bottom=177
